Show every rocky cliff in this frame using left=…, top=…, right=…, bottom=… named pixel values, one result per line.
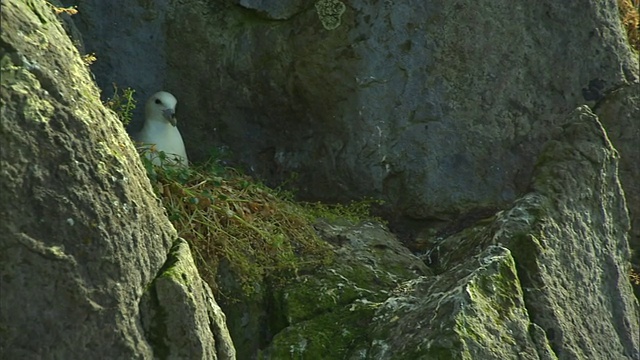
left=1, top=0, right=639, bottom=359
left=74, top=0, right=640, bottom=271
left=0, top=1, right=234, bottom=358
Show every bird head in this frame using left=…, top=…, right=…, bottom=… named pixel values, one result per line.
left=145, top=91, right=178, bottom=127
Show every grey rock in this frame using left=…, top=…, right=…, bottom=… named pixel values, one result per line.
left=368, top=246, right=543, bottom=359
left=73, top=0, right=172, bottom=131
left=516, top=106, right=639, bottom=359
left=39, top=0, right=640, bottom=357
left=69, top=0, right=639, bottom=225
left=594, top=83, right=640, bottom=269
left=0, top=1, right=234, bottom=358
left=236, top=0, right=313, bottom=20
left=261, top=220, right=431, bottom=359
left=140, top=239, right=236, bottom=360
left=161, top=0, right=638, bottom=221
left=260, top=106, right=639, bottom=359
left=432, top=106, right=639, bottom=359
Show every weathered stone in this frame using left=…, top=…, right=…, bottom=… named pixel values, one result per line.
left=140, top=239, right=236, bottom=360
left=31, top=0, right=640, bottom=357
left=258, top=106, right=639, bottom=359
left=369, top=246, right=544, bottom=359
left=159, top=0, right=638, bottom=222
left=252, top=221, right=430, bottom=359
left=71, top=0, right=639, bottom=225
left=431, top=106, right=639, bottom=359
left=72, top=0, right=172, bottom=125
left=0, top=1, right=235, bottom=358
left=235, top=0, right=313, bottom=20
left=594, top=83, right=640, bottom=273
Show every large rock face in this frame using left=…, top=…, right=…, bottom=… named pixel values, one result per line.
left=259, top=107, right=639, bottom=359
left=72, top=0, right=640, bottom=259
left=0, top=1, right=234, bottom=358
left=72, top=0, right=639, bottom=223
left=594, top=83, right=640, bottom=270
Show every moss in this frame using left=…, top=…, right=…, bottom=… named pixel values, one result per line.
left=142, top=284, right=170, bottom=359
left=157, top=241, right=187, bottom=283
left=262, top=303, right=375, bottom=359
left=275, top=263, right=385, bottom=325
left=448, top=252, right=528, bottom=358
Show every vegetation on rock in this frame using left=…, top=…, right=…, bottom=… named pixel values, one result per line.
left=618, top=0, right=640, bottom=52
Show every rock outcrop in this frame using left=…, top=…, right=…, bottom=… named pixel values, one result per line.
left=71, top=0, right=640, bottom=248
left=71, top=0, right=640, bottom=294
left=0, top=1, right=234, bottom=358
left=3, top=1, right=638, bottom=359
left=594, top=83, right=640, bottom=272
left=259, top=107, right=639, bottom=359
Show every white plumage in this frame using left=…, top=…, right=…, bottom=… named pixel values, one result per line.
left=137, top=91, right=188, bottom=167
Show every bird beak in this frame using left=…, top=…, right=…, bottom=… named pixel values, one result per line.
left=163, top=108, right=177, bottom=127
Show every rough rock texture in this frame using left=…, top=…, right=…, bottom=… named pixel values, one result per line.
left=265, top=221, right=432, bottom=359
left=140, top=239, right=236, bottom=360
left=220, top=221, right=431, bottom=359
left=70, top=1, right=640, bottom=278
left=594, top=83, right=640, bottom=268
left=72, top=0, right=639, bottom=222
left=429, top=106, right=639, bottom=359
left=259, top=107, right=639, bottom=359
left=52, top=1, right=640, bottom=357
left=370, top=246, right=546, bottom=359
left=236, top=0, right=313, bottom=20
left=225, top=220, right=430, bottom=360
left=164, top=0, right=639, bottom=220
left=0, top=1, right=234, bottom=358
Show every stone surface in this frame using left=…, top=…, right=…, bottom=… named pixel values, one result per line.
left=0, top=1, right=234, bottom=358
left=161, top=0, right=638, bottom=222
left=432, top=106, right=639, bottom=359
left=368, top=246, right=545, bottom=360
left=258, top=106, right=639, bottom=359
left=232, top=220, right=430, bottom=359
left=72, top=0, right=172, bottom=130
left=236, top=0, right=313, bottom=20
left=70, top=0, right=639, bottom=225
left=594, top=83, right=640, bottom=269
left=30, top=0, right=640, bottom=358
left=140, top=239, right=236, bottom=360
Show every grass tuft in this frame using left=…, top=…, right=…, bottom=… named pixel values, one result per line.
left=141, top=153, right=336, bottom=298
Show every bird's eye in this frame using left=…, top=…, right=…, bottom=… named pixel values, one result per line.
left=155, top=99, right=162, bottom=105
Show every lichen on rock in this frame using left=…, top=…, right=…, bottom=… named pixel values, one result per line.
left=315, top=0, right=346, bottom=30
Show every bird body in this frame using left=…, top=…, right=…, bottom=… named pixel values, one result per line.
left=137, top=91, right=188, bottom=166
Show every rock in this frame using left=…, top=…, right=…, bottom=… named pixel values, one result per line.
left=70, top=0, right=639, bottom=224
left=259, top=106, right=639, bottom=359
left=140, top=239, right=236, bottom=360
left=235, top=0, right=313, bottom=20
left=242, top=220, right=430, bottom=359
left=594, top=83, right=640, bottom=273
left=369, top=246, right=545, bottom=359
left=158, top=0, right=638, bottom=222
left=0, top=1, right=235, bottom=358
left=72, top=0, right=172, bottom=128
left=429, top=106, right=639, bottom=359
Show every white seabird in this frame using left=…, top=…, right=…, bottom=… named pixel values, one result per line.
left=137, top=91, right=189, bottom=167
